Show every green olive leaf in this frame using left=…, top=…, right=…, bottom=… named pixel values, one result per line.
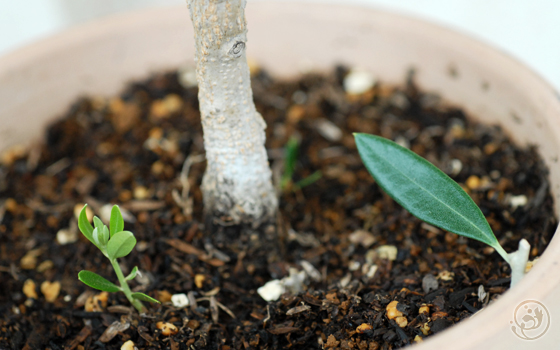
left=78, top=270, right=121, bottom=292
left=107, top=231, right=136, bottom=260
left=78, top=205, right=95, bottom=244
left=125, top=266, right=139, bottom=281
left=354, top=133, right=509, bottom=262
left=109, top=205, right=124, bottom=237
left=131, top=292, right=160, bottom=304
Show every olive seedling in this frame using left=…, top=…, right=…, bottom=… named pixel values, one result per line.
left=281, top=137, right=322, bottom=192
left=77, top=204, right=160, bottom=312
left=354, top=133, right=530, bottom=288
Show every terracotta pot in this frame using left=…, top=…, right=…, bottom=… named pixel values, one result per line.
left=0, top=2, right=558, bottom=348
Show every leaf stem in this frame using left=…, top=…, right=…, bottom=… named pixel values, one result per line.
left=110, top=259, right=144, bottom=312
left=494, top=244, right=510, bottom=264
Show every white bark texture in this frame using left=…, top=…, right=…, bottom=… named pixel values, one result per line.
left=187, top=0, right=277, bottom=227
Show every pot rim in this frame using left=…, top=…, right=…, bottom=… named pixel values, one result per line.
left=3, top=2, right=559, bottom=97
left=0, top=2, right=559, bottom=348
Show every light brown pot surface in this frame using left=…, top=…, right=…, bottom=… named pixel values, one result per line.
left=0, top=2, right=559, bottom=348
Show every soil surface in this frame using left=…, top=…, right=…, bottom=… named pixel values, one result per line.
left=0, top=67, right=556, bottom=350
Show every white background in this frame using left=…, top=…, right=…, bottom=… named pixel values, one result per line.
left=1, top=0, right=559, bottom=90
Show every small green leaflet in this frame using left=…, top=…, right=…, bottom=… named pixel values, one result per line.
left=76, top=204, right=148, bottom=313
left=110, top=205, right=124, bottom=237
left=281, top=137, right=322, bottom=190
left=281, top=137, right=299, bottom=190
left=92, top=227, right=101, bottom=246
left=131, top=292, right=160, bottom=304
left=125, top=266, right=139, bottom=281
left=354, top=133, right=509, bottom=262
left=78, top=270, right=121, bottom=292
left=107, top=231, right=136, bottom=260
left=295, top=170, right=322, bottom=190
left=101, top=226, right=110, bottom=245
left=93, top=216, right=104, bottom=231
left=92, top=226, right=110, bottom=247
left=78, top=205, right=98, bottom=247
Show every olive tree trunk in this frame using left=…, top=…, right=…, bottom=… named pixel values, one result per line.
left=186, top=0, right=277, bottom=228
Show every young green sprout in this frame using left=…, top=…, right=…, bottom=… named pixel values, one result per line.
left=281, top=136, right=322, bottom=192
left=77, top=204, right=160, bottom=312
left=354, top=133, right=530, bottom=288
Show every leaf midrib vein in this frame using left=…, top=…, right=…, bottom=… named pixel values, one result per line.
left=375, top=149, right=491, bottom=243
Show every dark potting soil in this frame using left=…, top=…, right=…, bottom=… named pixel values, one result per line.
left=0, top=66, right=556, bottom=350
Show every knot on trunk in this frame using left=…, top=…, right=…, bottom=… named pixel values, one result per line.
left=229, top=41, right=245, bottom=56
left=222, top=37, right=246, bottom=60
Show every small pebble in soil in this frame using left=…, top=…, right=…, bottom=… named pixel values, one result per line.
left=348, top=260, right=361, bottom=271
left=422, top=274, right=439, bottom=293
left=376, top=245, right=398, bottom=261
left=194, top=274, right=205, bottom=288
left=22, top=279, right=38, bottom=299
left=448, top=159, right=463, bottom=176
left=395, top=316, right=408, bottom=328
left=156, top=322, right=178, bottom=336
left=36, top=259, right=53, bottom=272
left=133, top=186, right=150, bottom=200
left=348, top=229, right=376, bottom=247
left=121, top=340, right=135, bottom=350
left=257, top=280, right=285, bottom=302
left=465, top=175, right=481, bottom=190
left=478, top=285, right=488, bottom=302
left=343, top=68, right=376, bottom=95
left=283, top=268, right=307, bottom=294
left=315, top=119, right=343, bottom=142
left=40, top=281, right=61, bottom=303
left=56, top=228, right=77, bottom=245
left=364, top=264, right=378, bottom=279
left=356, top=323, right=374, bottom=334
left=171, top=293, right=189, bottom=308
left=509, top=194, right=528, bottom=209
left=20, top=249, right=41, bottom=270
left=386, top=301, right=403, bottom=320
left=419, top=304, right=430, bottom=315
left=84, top=292, right=108, bottom=312
left=437, top=270, right=455, bottom=281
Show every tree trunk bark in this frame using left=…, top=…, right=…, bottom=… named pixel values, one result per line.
left=186, top=0, right=277, bottom=228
